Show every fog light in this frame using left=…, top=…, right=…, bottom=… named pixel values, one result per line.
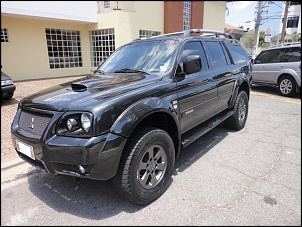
left=78, top=165, right=85, bottom=174
left=66, top=118, right=78, bottom=131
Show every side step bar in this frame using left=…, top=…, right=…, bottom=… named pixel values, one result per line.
left=181, top=110, right=234, bottom=148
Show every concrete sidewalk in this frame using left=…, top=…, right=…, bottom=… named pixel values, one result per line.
left=1, top=75, right=88, bottom=168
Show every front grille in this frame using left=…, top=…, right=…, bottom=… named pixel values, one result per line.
left=19, top=110, right=53, bottom=137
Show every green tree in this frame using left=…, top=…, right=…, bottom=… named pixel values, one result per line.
left=241, top=31, right=255, bottom=49
left=241, top=30, right=270, bottom=49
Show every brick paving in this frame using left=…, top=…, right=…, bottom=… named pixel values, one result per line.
left=1, top=75, right=87, bottom=163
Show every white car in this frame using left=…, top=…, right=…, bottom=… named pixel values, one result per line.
left=252, top=44, right=301, bottom=97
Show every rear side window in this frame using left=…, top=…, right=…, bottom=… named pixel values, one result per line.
left=256, top=46, right=301, bottom=64
left=225, top=41, right=247, bottom=64
left=281, top=47, right=301, bottom=62
left=204, top=41, right=228, bottom=68
left=270, top=49, right=286, bottom=63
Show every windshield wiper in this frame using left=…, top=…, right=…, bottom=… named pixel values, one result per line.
left=114, top=68, right=149, bottom=74
left=96, top=69, right=106, bottom=74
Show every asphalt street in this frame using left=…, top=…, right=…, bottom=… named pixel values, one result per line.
left=1, top=80, right=301, bottom=226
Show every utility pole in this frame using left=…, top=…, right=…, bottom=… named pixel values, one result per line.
left=253, top=1, right=262, bottom=59
left=280, top=1, right=290, bottom=45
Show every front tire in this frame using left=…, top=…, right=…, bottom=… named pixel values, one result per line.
left=112, top=126, right=175, bottom=205
left=278, top=75, right=296, bottom=97
left=226, top=90, right=249, bottom=130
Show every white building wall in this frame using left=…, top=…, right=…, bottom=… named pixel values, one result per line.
left=1, top=1, right=98, bottom=23
left=279, top=3, right=301, bottom=35
left=203, top=1, right=227, bottom=32
left=97, top=1, right=164, bottom=48
left=286, top=4, right=301, bottom=34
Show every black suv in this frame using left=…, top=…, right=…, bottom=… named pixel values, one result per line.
left=11, top=29, right=252, bottom=205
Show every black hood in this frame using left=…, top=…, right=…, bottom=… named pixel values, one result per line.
left=20, top=73, right=161, bottom=111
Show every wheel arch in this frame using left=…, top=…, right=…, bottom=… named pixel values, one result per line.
left=228, top=74, right=251, bottom=107
left=110, top=97, right=181, bottom=158
left=277, top=69, right=300, bottom=88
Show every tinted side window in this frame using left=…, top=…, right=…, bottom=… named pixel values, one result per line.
left=181, top=41, right=209, bottom=69
left=256, top=50, right=272, bottom=64
left=204, top=41, right=228, bottom=68
left=269, top=49, right=285, bottom=63
left=282, top=47, right=301, bottom=62
left=225, top=41, right=247, bottom=64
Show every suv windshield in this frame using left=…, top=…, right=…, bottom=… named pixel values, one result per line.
left=97, top=39, right=179, bottom=75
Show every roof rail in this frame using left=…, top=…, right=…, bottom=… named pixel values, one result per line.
left=150, top=29, right=236, bottom=40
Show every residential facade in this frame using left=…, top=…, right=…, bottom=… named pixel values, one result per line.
left=1, top=1, right=227, bottom=81
left=280, top=1, right=301, bottom=41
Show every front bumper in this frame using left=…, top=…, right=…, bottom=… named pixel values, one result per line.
left=1, top=84, right=16, bottom=98
left=11, top=109, right=127, bottom=180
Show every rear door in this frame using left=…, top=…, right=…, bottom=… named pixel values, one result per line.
left=263, top=48, right=287, bottom=83
left=203, top=40, right=237, bottom=113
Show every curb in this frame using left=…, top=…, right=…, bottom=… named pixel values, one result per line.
left=1, top=158, right=25, bottom=171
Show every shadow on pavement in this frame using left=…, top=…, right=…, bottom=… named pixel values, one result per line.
left=251, top=84, right=301, bottom=100
left=1, top=97, right=19, bottom=106
left=26, top=123, right=231, bottom=220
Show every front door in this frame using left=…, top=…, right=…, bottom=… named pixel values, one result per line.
left=176, top=41, right=217, bottom=133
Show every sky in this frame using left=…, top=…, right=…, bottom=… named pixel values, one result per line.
left=225, top=1, right=285, bottom=36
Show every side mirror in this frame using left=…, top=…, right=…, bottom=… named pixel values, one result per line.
left=183, top=55, right=201, bottom=75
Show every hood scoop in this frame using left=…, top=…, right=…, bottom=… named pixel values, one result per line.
left=71, top=83, right=87, bottom=92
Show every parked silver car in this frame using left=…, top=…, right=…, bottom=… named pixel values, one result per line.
left=252, top=44, right=301, bottom=97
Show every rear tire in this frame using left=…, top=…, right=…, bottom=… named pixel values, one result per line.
left=226, top=91, right=249, bottom=130
left=278, top=75, right=296, bottom=97
left=112, top=126, right=175, bottom=205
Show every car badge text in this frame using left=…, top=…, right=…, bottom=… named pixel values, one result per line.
left=29, top=118, right=34, bottom=129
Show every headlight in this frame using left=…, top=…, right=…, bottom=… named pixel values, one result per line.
left=81, top=113, right=91, bottom=132
left=1, top=79, right=13, bottom=86
left=57, top=112, right=93, bottom=137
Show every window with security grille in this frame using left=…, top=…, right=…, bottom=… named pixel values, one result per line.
left=183, top=1, right=191, bottom=30
left=45, top=28, right=82, bottom=69
left=1, top=28, right=9, bottom=42
left=139, top=30, right=161, bottom=38
left=89, top=28, right=115, bottom=67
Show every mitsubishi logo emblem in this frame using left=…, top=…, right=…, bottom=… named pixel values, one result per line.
left=29, top=118, right=34, bottom=129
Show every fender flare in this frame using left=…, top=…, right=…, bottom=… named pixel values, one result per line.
left=228, top=73, right=250, bottom=107
left=110, top=97, right=180, bottom=138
